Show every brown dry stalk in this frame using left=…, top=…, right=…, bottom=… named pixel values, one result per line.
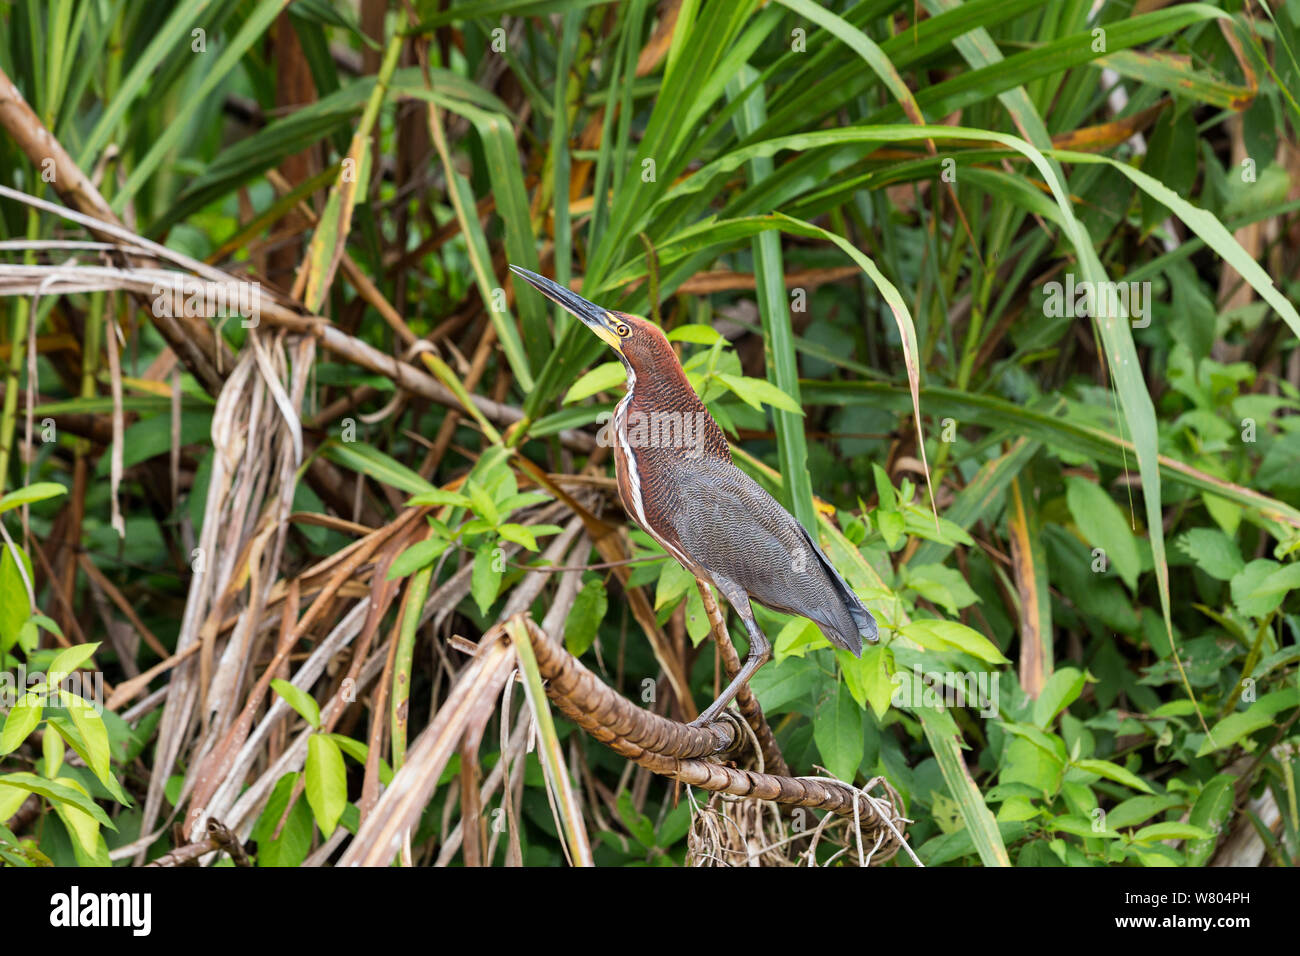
left=144, top=818, right=250, bottom=868
left=509, top=615, right=907, bottom=851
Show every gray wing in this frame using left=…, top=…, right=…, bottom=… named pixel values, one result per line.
left=668, top=459, right=872, bottom=654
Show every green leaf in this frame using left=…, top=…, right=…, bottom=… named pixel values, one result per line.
left=0, top=782, right=28, bottom=822
left=406, top=489, right=472, bottom=509
left=466, top=481, right=501, bottom=527
left=471, top=542, right=503, bottom=616
left=0, top=693, right=42, bottom=755
left=1000, top=721, right=1068, bottom=763
left=28, top=614, right=63, bottom=640
left=564, top=579, right=608, bottom=657
left=1131, top=821, right=1213, bottom=844
left=1176, top=528, right=1244, bottom=581
left=839, top=645, right=893, bottom=721
left=271, top=679, right=321, bottom=730
left=683, top=585, right=711, bottom=646
left=0, top=772, right=114, bottom=829
left=1185, top=775, right=1234, bottom=866
left=497, top=523, right=539, bottom=552
left=1106, top=794, right=1185, bottom=830
left=716, top=373, right=804, bottom=414
left=305, top=734, right=348, bottom=838
left=1051, top=815, right=1120, bottom=839
left=253, top=772, right=313, bottom=867
left=814, top=681, right=862, bottom=783
left=0, top=482, right=67, bottom=515
left=773, top=617, right=828, bottom=663
left=50, top=776, right=108, bottom=866
left=877, top=510, right=905, bottom=550
left=749, top=656, right=820, bottom=714
left=615, top=790, right=656, bottom=848
left=563, top=361, right=627, bottom=404
left=386, top=537, right=451, bottom=580
left=666, top=323, right=726, bottom=345
left=899, top=619, right=1009, bottom=664
left=66, top=697, right=112, bottom=788
left=1065, top=476, right=1141, bottom=593
left=1197, top=688, right=1300, bottom=757
left=917, top=708, right=1010, bottom=866
left=43, top=725, right=63, bottom=778
left=94, top=411, right=212, bottom=477
left=45, top=715, right=130, bottom=807
left=905, top=564, right=980, bottom=615
left=1231, top=561, right=1300, bottom=619
left=323, top=733, right=394, bottom=786
left=1073, top=758, right=1155, bottom=795
left=323, top=441, right=438, bottom=497
left=654, top=560, right=695, bottom=611
left=1032, top=668, right=1089, bottom=729
left=46, top=642, right=100, bottom=687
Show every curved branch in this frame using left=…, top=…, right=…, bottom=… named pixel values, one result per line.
left=510, top=615, right=908, bottom=856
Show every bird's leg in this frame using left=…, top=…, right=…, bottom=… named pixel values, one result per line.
left=689, top=598, right=771, bottom=727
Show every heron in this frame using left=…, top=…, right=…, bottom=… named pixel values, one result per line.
left=510, top=265, right=877, bottom=726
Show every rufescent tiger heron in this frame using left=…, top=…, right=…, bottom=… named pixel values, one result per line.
left=510, top=265, right=878, bottom=726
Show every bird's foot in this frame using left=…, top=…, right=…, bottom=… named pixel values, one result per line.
left=688, top=705, right=727, bottom=728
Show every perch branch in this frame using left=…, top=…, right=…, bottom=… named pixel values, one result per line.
left=507, top=614, right=907, bottom=853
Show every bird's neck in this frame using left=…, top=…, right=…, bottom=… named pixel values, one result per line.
left=618, top=352, right=729, bottom=463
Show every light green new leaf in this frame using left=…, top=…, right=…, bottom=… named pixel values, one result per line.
left=66, top=696, right=112, bottom=787
left=472, top=543, right=503, bottom=616
left=0, top=693, right=42, bottom=755
left=0, top=482, right=67, bottom=515
left=47, top=641, right=100, bottom=687
left=839, top=645, right=893, bottom=721
left=305, top=734, right=348, bottom=838
left=900, top=619, right=1009, bottom=664
left=564, top=362, right=627, bottom=404
left=271, top=679, right=321, bottom=730
left=406, top=489, right=472, bottom=509
left=716, top=373, right=804, bottom=414
left=1032, top=667, right=1089, bottom=729
left=497, top=524, right=539, bottom=552
left=0, top=772, right=114, bottom=829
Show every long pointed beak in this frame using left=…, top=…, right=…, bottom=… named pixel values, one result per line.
left=508, top=265, right=621, bottom=348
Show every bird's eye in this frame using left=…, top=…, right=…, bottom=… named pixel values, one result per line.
left=616, top=323, right=631, bottom=337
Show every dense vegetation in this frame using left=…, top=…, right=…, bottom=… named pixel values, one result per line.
left=0, top=0, right=1297, bottom=867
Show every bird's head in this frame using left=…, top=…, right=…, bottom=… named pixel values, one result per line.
left=509, top=265, right=674, bottom=376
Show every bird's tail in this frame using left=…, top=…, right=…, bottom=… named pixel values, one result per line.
left=847, top=597, right=878, bottom=649
left=795, top=524, right=879, bottom=657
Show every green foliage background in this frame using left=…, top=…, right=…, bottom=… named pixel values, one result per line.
left=0, top=0, right=1297, bottom=867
